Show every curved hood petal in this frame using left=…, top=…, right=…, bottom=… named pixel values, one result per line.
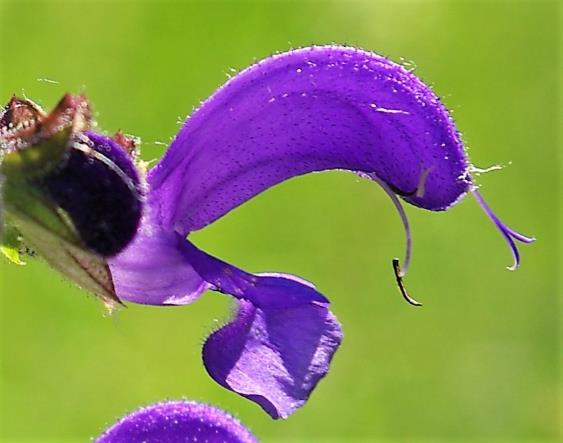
left=149, top=45, right=470, bottom=234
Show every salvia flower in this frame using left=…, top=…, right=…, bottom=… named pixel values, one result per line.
left=1, top=45, right=534, bottom=419
left=96, top=400, right=258, bottom=443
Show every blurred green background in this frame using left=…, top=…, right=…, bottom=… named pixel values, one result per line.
left=0, top=0, right=558, bottom=442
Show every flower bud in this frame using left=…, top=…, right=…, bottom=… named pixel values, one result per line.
left=0, top=94, right=143, bottom=308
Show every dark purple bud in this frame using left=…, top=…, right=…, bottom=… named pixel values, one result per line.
left=96, top=400, right=258, bottom=443
left=38, top=131, right=143, bottom=257
left=1, top=94, right=145, bottom=308
left=0, top=94, right=144, bottom=258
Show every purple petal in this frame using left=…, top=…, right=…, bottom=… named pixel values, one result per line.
left=177, top=240, right=341, bottom=418
left=96, top=400, right=258, bottom=443
left=110, top=231, right=341, bottom=418
left=108, top=204, right=208, bottom=305
left=203, top=300, right=342, bottom=419
left=181, top=239, right=329, bottom=308
left=148, top=45, right=470, bottom=233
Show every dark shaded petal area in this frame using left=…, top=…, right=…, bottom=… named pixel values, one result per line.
left=203, top=300, right=342, bottom=419
left=149, top=45, right=470, bottom=234
left=40, top=131, right=143, bottom=256
left=96, top=400, right=258, bottom=443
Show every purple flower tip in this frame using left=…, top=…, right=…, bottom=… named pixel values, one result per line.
left=96, top=401, right=258, bottom=443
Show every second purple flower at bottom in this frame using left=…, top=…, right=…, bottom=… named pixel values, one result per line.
left=96, top=400, right=259, bottom=443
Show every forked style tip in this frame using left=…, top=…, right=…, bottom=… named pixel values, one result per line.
left=472, top=189, right=534, bottom=271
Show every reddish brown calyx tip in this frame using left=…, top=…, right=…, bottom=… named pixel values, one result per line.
left=113, top=130, right=139, bottom=158
left=1, top=93, right=93, bottom=151
left=41, top=93, right=92, bottom=136
left=0, top=96, right=46, bottom=142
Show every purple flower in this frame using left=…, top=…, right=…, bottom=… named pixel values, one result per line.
left=96, top=400, right=258, bottom=443
left=109, top=46, right=532, bottom=417
left=1, top=45, right=534, bottom=420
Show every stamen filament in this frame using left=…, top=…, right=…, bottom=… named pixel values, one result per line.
left=371, top=174, right=412, bottom=277
left=415, top=166, right=434, bottom=198
left=370, top=173, right=421, bottom=307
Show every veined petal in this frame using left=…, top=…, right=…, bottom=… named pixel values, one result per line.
left=96, top=400, right=258, bottom=443
left=203, top=300, right=342, bottom=419
left=149, top=45, right=469, bottom=233
left=108, top=204, right=209, bottom=305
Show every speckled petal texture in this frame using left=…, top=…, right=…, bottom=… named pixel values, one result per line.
left=148, top=45, right=470, bottom=234
left=96, top=400, right=258, bottom=443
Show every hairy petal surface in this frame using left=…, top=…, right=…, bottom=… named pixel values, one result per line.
left=203, top=300, right=342, bottom=419
left=96, top=400, right=258, bottom=443
left=149, top=45, right=469, bottom=233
